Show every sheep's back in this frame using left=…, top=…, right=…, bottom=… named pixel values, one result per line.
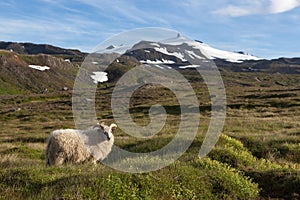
left=50, top=130, right=91, bottom=163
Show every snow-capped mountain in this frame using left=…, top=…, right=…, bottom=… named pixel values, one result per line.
left=107, top=35, right=261, bottom=68
left=101, top=36, right=300, bottom=74
left=160, top=35, right=260, bottom=63
left=188, top=41, right=260, bottom=63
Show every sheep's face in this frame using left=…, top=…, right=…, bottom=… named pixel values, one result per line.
left=99, top=122, right=117, bottom=141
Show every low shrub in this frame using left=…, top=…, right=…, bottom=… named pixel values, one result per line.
left=193, top=157, right=260, bottom=199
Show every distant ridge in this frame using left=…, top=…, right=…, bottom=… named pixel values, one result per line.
left=0, top=41, right=86, bottom=62
left=1, top=40, right=300, bottom=76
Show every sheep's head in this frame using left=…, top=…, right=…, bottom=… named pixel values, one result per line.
left=99, top=122, right=117, bottom=141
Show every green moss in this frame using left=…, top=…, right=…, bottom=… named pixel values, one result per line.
left=194, top=158, right=260, bottom=199
left=209, top=135, right=283, bottom=171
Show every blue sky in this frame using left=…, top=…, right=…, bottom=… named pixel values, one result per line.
left=1, top=0, right=300, bottom=59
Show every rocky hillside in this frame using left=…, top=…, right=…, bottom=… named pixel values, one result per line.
left=215, top=58, right=300, bottom=74
left=0, top=41, right=86, bottom=62
left=0, top=50, right=78, bottom=94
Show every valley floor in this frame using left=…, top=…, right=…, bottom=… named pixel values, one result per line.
left=0, top=72, right=300, bottom=199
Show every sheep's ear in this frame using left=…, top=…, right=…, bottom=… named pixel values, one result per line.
left=99, top=122, right=106, bottom=130
left=110, top=123, right=117, bottom=132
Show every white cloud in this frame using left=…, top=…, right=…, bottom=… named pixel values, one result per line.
left=213, top=5, right=255, bottom=17
left=74, top=0, right=170, bottom=25
left=269, top=0, right=300, bottom=13
left=213, top=1, right=264, bottom=17
left=214, top=0, right=300, bottom=17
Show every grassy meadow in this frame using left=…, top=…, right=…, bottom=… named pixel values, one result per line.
left=0, top=69, right=300, bottom=199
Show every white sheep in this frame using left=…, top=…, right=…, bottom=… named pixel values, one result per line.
left=45, top=122, right=117, bottom=166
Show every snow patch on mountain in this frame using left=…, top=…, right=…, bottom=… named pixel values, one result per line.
left=159, top=35, right=261, bottom=63
left=185, top=50, right=204, bottom=60
left=28, top=65, right=50, bottom=71
left=179, top=65, right=201, bottom=69
left=150, top=43, right=160, bottom=47
left=91, top=72, right=108, bottom=84
left=140, top=59, right=175, bottom=64
left=189, top=41, right=260, bottom=63
left=154, top=47, right=187, bottom=62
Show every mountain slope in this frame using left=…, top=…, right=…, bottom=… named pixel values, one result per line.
left=111, top=36, right=300, bottom=74
left=0, top=50, right=78, bottom=94
left=159, top=35, right=260, bottom=63
left=0, top=41, right=86, bottom=62
left=106, top=35, right=261, bottom=65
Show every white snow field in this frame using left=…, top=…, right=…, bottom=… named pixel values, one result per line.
left=28, top=65, right=50, bottom=71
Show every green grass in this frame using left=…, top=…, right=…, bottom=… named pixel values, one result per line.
left=0, top=71, right=300, bottom=199
left=0, top=79, right=25, bottom=95
left=0, top=158, right=260, bottom=199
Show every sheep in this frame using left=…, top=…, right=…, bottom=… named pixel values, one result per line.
left=45, top=122, right=117, bottom=166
